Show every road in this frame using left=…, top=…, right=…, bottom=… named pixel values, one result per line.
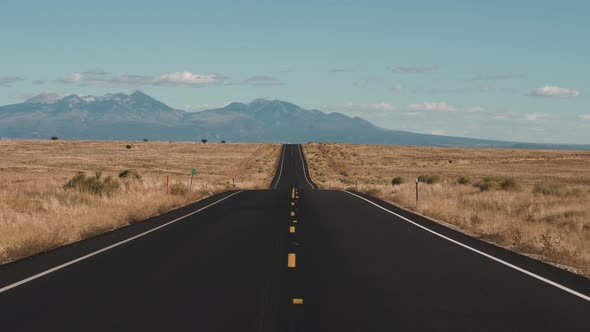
left=0, top=144, right=589, bottom=331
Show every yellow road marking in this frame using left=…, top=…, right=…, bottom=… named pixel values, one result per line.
left=289, top=226, right=295, bottom=233
left=292, top=298, right=304, bottom=305
left=290, top=211, right=295, bottom=217
left=291, top=202, right=295, bottom=206
left=291, top=187, right=295, bottom=199
left=288, top=253, right=296, bottom=268
left=292, top=220, right=298, bottom=224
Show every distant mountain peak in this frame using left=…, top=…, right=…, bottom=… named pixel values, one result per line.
left=129, top=90, right=153, bottom=100
left=24, top=92, right=69, bottom=104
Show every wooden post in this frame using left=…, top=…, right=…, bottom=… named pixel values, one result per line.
left=167, top=176, right=171, bottom=194
left=189, top=174, right=193, bottom=191
left=232, top=178, right=235, bottom=187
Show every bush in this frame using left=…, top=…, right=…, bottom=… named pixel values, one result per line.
left=125, top=144, right=132, bottom=149
left=50, top=136, right=59, bottom=140
left=170, top=183, right=189, bottom=195
left=143, top=138, right=149, bottom=142
left=533, top=181, right=579, bottom=197
left=475, top=177, right=520, bottom=192
left=340, top=171, right=348, bottom=177
left=221, top=140, right=226, bottom=143
left=418, top=175, right=440, bottom=184
left=201, top=139, right=208, bottom=144
left=118, top=169, right=141, bottom=179
left=457, top=176, right=471, bottom=185
left=391, top=176, right=404, bottom=186
left=63, top=172, right=120, bottom=196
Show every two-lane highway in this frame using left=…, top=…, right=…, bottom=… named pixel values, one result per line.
left=1, top=144, right=589, bottom=331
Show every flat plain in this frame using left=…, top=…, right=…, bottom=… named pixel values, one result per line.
left=0, top=140, right=280, bottom=265
left=304, top=142, right=590, bottom=276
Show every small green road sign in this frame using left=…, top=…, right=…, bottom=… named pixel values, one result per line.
left=192, top=168, right=197, bottom=176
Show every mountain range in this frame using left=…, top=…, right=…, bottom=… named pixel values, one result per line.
left=0, top=91, right=588, bottom=150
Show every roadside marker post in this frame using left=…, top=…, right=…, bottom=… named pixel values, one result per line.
left=415, top=177, right=419, bottom=207
left=190, top=168, right=196, bottom=191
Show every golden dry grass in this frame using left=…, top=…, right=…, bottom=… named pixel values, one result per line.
left=304, top=142, right=590, bottom=276
left=0, top=140, right=280, bottom=265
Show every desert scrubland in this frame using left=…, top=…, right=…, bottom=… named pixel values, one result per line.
left=304, top=142, right=590, bottom=276
left=0, top=140, right=280, bottom=265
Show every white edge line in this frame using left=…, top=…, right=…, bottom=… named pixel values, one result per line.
left=0, top=191, right=244, bottom=295
left=273, top=145, right=286, bottom=189
left=343, top=190, right=590, bottom=302
left=298, top=145, right=315, bottom=189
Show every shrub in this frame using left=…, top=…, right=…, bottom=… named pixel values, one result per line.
left=63, top=172, right=120, bottom=196
left=533, top=181, right=578, bottom=197
left=418, top=175, right=440, bottom=184
left=340, top=171, right=348, bottom=177
left=170, top=183, right=189, bottom=195
left=391, top=176, right=404, bottom=186
left=457, top=176, right=471, bottom=185
left=125, top=144, right=132, bottom=149
left=143, top=138, right=149, bottom=142
left=475, top=177, right=520, bottom=192
left=201, top=139, right=208, bottom=144
left=50, top=136, right=59, bottom=140
left=118, top=169, right=141, bottom=179
left=221, top=140, right=226, bottom=143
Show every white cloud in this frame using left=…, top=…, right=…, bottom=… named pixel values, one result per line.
left=392, top=65, right=438, bottom=74
left=407, top=102, right=457, bottom=112
left=56, top=70, right=221, bottom=87
left=58, top=73, right=84, bottom=83
left=154, top=71, right=220, bottom=86
left=225, top=75, right=283, bottom=86
left=56, top=71, right=150, bottom=87
left=525, top=113, right=540, bottom=121
left=493, top=112, right=547, bottom=124
left=371, top=102, right=397, bottom=111
left=0, top=76, right=24, bottom=87
left=463, top=106, right=485, bottom=112
left=527, top=86, right=580, bottom=98
left=579, top=114, right=590, bottom=121
left=55, top=70, right=285, bottom=88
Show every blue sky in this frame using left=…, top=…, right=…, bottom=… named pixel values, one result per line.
left=1, top=0, right=589, bottom=143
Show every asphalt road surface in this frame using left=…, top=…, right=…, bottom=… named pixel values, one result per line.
left=0, top=144, right=588, bottom=331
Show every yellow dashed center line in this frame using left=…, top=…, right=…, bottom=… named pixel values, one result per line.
left=292, top=298, right=304, bottom=305
left=290, top=211, right=295, bottom=217
left=289, top=226, right=295, bottom=233
left=288, top=253, right=296, bottom=268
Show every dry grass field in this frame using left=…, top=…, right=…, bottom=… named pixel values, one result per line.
left=0, top=140, right=280, bottom=265
left=304, top=142, right=590, bottom=276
